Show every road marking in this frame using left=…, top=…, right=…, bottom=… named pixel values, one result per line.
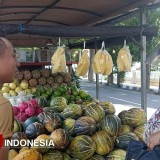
left=109, top=96, right=141, bottom=106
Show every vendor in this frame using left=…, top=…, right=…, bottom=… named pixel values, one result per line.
left=0, top=37, right=20, bottom=160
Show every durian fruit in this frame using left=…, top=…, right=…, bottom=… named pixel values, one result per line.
left=76, top=49, right=90, bottom=77
left=51, top=47, right=66, bottom=73
left=93, top=48, right=113, bottom=75
left=93, top=49, right=105, bottom=74
left=117, top=41, right=132, bottom=72
left=103, top=50, right=113, bottom=75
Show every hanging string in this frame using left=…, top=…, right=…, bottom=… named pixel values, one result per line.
left=58, top=37, right=61, bottom=46
left=101, top=41, right=105, bottom=51
left=83, top=41, right=86, bottom=49
left=124, top=39, right=126, bottom=47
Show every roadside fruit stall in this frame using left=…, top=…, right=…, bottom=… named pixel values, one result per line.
left=0, top=1, right=159, bottom=160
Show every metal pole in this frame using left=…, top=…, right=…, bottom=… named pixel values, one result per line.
left=94, top=40, right=99, bottom=99
left=140, top=5, right=147, bottom=113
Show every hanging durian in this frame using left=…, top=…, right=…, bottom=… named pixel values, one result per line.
left=51, top=46, right=66, bottom=73
left=93, top=41, right=113, bottom=75
left=117, top=40, right=132, bottom=72
left=76, top=49, right=90, bottom=77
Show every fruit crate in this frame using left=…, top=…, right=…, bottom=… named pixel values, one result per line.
left=37, top=49, right=53, bottom=62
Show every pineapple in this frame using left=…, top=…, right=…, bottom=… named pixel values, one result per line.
left=38, top=77, right=46, bottom=85
left=44, top=84, right=51, bottom=88
left=47, top=76, right=54, bottom=85
left=63, top=73, right=71, bottom=83
left=32, top=70, right=41, bottom=79
left=54, top=74, right=64, bottom=84
left=29, top=79, right=37, bottom=87
left=41, top=69, right=50, bottom=78
left=51, top=83, right=59, bottom=89
left=23, top=70, right=32, bottom=80
left=15, top=71, right=23, bottom=81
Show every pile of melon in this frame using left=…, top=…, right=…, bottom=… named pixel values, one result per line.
left=11, top=97, right=147, bottom=160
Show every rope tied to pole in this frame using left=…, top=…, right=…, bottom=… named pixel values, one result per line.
left=18, top=24, right=23, bottom=33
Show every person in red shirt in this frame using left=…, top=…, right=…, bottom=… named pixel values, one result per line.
left=0, top=37, right=20, bottom=160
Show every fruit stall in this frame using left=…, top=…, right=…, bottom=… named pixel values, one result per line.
left=1, top=43, right=147, bottom=159
left=0, top=1, right=160, bottom=160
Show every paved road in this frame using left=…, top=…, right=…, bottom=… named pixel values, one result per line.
left=80, top=80, right=160, bottom=119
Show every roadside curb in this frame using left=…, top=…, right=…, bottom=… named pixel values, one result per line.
left=120, top=84, right=160, bottom=95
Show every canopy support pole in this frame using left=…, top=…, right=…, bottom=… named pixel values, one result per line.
left=140, top=5, right=147, bottom=114
left=95, top=40, right=99, bottom=99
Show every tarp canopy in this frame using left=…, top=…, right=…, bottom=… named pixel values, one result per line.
left=0, top=0, right=159, bottom=46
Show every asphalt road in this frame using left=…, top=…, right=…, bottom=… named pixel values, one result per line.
left=80, top=80, right=160, bottom=119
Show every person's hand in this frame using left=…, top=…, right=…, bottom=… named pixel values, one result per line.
left=147, top=131, right=160, bottom=150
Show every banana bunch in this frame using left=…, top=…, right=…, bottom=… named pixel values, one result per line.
left=117, top=44, right=132, bottom=72
left=93, top=49, right=113, bottom=75
left=51, top=46, right=66, bottom=73
left=76, top=49, right=90, bottom=77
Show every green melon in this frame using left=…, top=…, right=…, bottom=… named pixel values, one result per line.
left=62, top=104, right=82, bottom=119
left=31, top=134, right=51, bottom=154
left=74, top=116, right=96, bottom=136
left=118, top=110, right=128, bottom=125
left=99, top=102, right=116, bottom=115
left=50, top=97, right=67, bottom=112
left=63, top=152, right=72, bottom=160
left=100, top=115, right=122, bottom=136
left=92, top=130, right=114, bottom=155
left=134, top=125, right=145, bottom=141
left=68, top=135, right=96, bottom=160
left=115, top=132, right=139, bottom=150
left=125, top=108, right=147, bottom=128
left=37, top=96, right=48, bottom=107
left=23, top=117, right=41, bottom=131
left=106, top=149, right=126, bottom=160
left=43, top=149, right=63, bottom=160
left=43, top=113, right=62, bottom=133
left=119, top=125, right=132, bottom=135
left=25, top=122, right=45, bottom=139
left=89, top=155, right=105, bottom=160
left=13, top=119, right=22, bottom=133
left=50, top=128, right=71, bottom=150
left=63, top=118, right=76, bottom=136
left=84, top=104, right=105, bottom=123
